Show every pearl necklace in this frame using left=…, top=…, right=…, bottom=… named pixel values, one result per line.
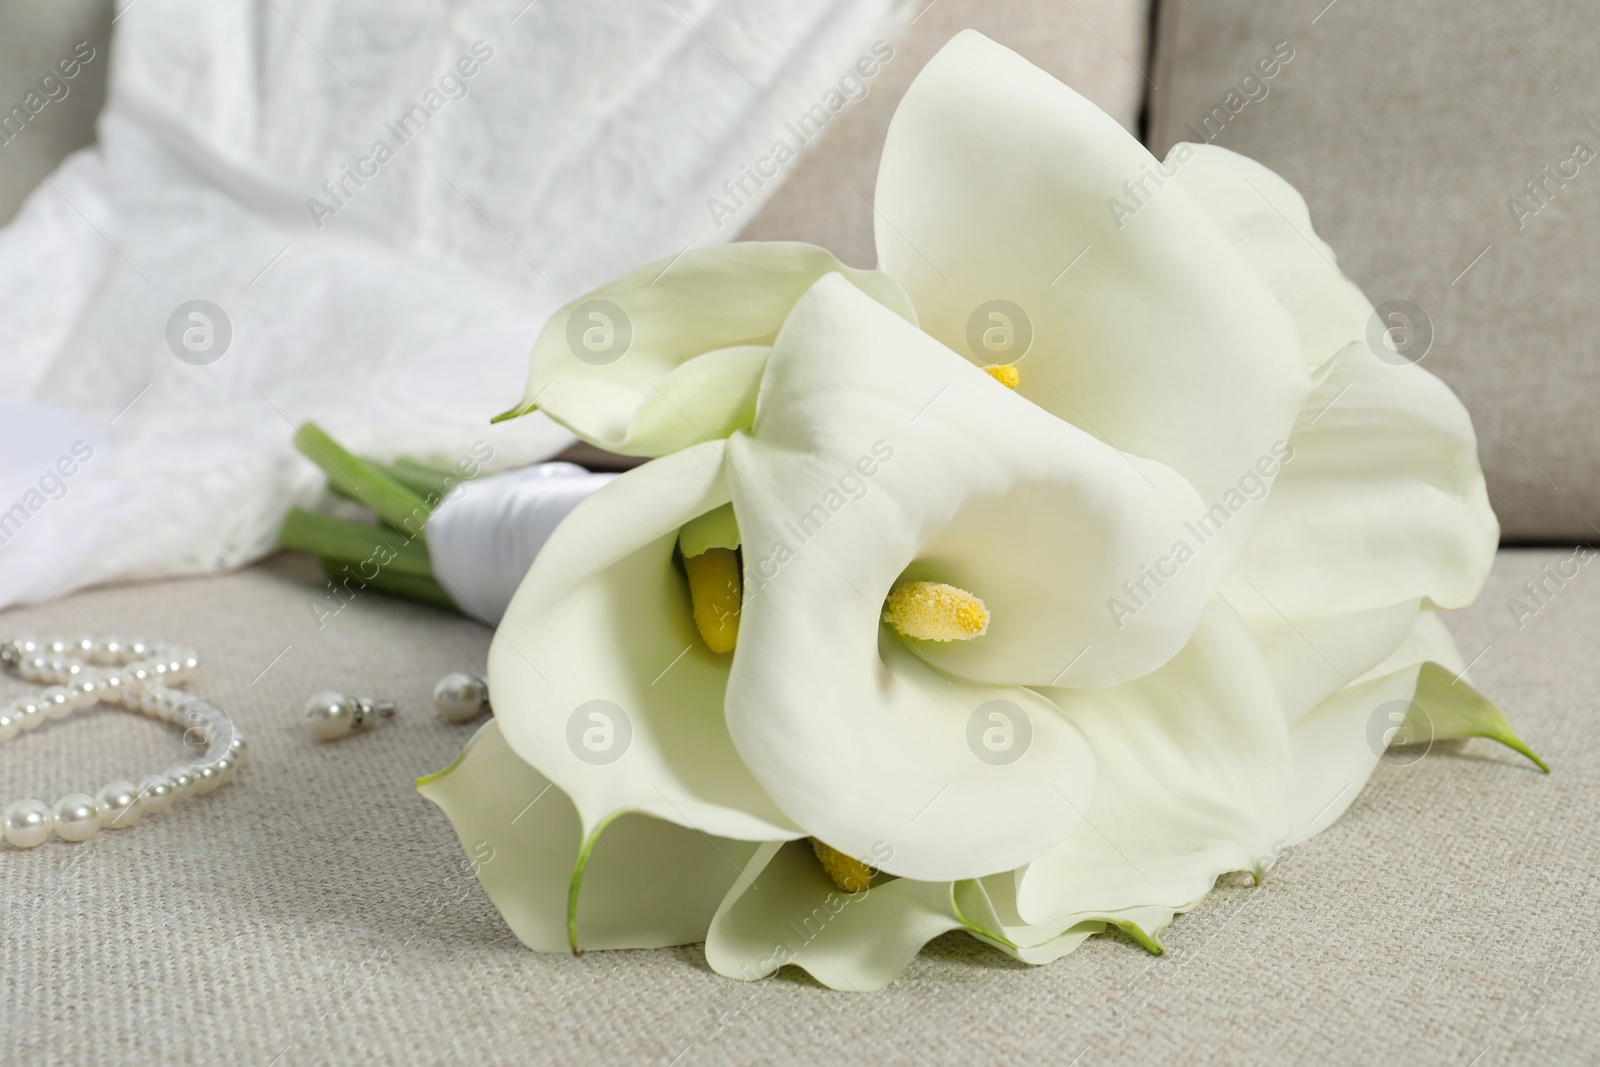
left=0, top=635, right=247, bottom=848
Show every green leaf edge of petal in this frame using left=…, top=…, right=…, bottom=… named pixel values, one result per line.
left=415, top=746, right=472, bottom=790
left=567, top=811, right=628, bottom=955
left=1108, top=918, right=1166, bottom=956
left=492, top=401, right=539, bottom=424
left=950, top=881, right=1019, bottom=951
left=1411, top=661, right=1550, bottom=773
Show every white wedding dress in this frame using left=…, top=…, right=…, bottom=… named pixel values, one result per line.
left=0, top=0, right=904, bottom=610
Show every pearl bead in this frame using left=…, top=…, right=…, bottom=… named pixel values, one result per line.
left=0, top=713, right=18, bottom=743
left=39, top=686, right=72, bottom=719
left=137, top=775, right=176, bottom=814
left=158, top=689, right=188, bottom=719
left=228, top=736, right=248, bottom=762
left=15, top=701, right=45, bottom=731
left=95, top=781, right=141, bottom=829
left=304, top=690, right=358, bottom=741
left=433, top=673, right=490, bottom=723
left=46, top=638, right=68, bottom=655
left=70, top=677, right=104, bottom=707
left=3, top=798, right=52, bottom=848
left=52, top=794, right=100, bottom=842
left=212, top=756, right=237, bottom=784
left=127, top=640, right=149, bottom=658
left=193, top=764, right=221, bottom=795
left=166, top=768, right=198, bottom=801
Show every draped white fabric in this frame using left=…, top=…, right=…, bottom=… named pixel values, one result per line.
left=0, top=0, right=905, bottom=609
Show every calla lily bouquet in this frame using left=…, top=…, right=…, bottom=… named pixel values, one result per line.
left=405, top=33, right=1544, bottom=990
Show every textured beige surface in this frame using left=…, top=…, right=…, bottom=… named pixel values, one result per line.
left=737, top=0, right=1154, bottom=266
left=0, top=0, right=111, bottom=224
left=1146, top=0, right=1600, bottom=541
left=1, top=548, right=1595, bottom=1065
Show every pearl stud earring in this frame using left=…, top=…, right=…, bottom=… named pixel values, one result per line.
left=432, top=673, right=490, bottom=724
left=303, top=690, right=397, bottom=741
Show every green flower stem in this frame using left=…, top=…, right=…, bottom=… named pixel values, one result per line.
left=278, top=508, right=435, bottom=579
left=377, top=457, right=476, bottom=501
left=294, top=422, right=433, bottom=539
left=317, top=557, right=458, bottom=612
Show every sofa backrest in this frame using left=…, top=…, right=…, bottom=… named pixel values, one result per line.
left=739, top=0, right=1153, bottom=267
left=0, top=0, right=111, bottom=224
left=1147, top=0, right=1599, bottom=542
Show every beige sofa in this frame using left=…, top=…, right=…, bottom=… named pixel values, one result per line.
left=3, top=3, right=1596, bottom=1064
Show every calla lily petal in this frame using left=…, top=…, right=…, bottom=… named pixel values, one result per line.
left=725, top=275, right=1224, bottom=881
left=1224, top=594, right=1423, bottom=728
left=705, top=851, right=1194, bottom=993
left=418, top=721, right=759, bottom=951
left=489, top=439, right=800, bottom=844
left=622, top=344, right=769, bottom=454
left=1405, top=662, right=1548, bottom=773
left=1289, top=611, right=1547, bottom=846
left=874, top=30, right=1310, bottom=577
left=1286, top=610, right=1464, bottom=843
left=704, top=843, right=1173, bottom=989
left=1013, top=600, right=1291, bottom=925
left=966, top=876, right=1185, bottom=963
left=706, top=840, right=976, bottom=991
left=504, top=243, right=916, bottom=456
left=1172, top=143, right=1376, bottom=372
left=1225, top=340, right=1499, bottom=621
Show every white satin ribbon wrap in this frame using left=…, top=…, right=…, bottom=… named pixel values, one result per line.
left=427, top=463, right=616, bottom=626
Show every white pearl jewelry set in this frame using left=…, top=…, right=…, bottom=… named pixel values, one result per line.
left=298, top=674, right=489, bottom=740
left=0, top=636, right=247, bottom=848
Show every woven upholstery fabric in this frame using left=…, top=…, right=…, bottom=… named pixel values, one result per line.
left=1146, top=0, right=1600, bottom=541
left=737, top=0, right=1154, bottom=266
left=0, top=549, right=1594, bottom=1065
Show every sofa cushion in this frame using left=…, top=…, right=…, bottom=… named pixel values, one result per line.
left=1147, top=0, right=1599, bottom=541
left=0, top=550, right=1584, bottom=1062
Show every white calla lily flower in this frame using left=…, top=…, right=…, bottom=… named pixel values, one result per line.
left=723, top=273, right=1214, bottom=881
left=422, top=30, right=1544, bottom=990
left=498, top=243, right=915, bottom=457
left=873, top=32, right=1312, bottom=578
left=419, top=720, right=760, bottom=951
